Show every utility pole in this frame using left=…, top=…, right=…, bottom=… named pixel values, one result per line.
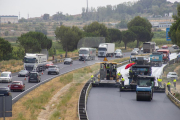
left=86, top=0, right=89, bottom=21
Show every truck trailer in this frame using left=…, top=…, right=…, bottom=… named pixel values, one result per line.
left=78, top=47, right=96, bottom=61
left=24, top=53, right=47, bottom=72
left=143, top=42, right=156, bottom=53
left=98, top=43, right=115, bottom=57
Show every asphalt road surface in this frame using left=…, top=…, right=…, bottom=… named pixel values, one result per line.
left=87, top=52, right=180, bottom=120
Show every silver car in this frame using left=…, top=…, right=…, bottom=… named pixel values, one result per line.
left=47, top=65, right=60, bottom=75
left=131, top=50, right=138, bottom=55
left=115, top=51, right=123, bottom=58
left=167, top=72, right=178, bottom=79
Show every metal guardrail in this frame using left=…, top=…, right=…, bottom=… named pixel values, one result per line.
left=168, top=91, right=180, bottom=105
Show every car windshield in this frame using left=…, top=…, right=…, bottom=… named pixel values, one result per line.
left=0, top=88, right=8, bottom=91
left=79, top=50, right=89, bottom=54
left=65, top=58, right=71, bottom=61
left=49, top=66, right=56, bottom=68
left=115, top=49, right=121, bottom=52
left=98, top=48, right=107, bottom=51
left=29, top=73, right=37, bottom=77
left=133, top=48, right=139, bottom=50
left=47, top=62, right=52, bottom=64
left=20, top=70, right=27, bottom=73
left=0, top=73, right=9, bottom=77
left=24, top=57, right=36, bottom=63
left=12, top=82, right=21, bottom=85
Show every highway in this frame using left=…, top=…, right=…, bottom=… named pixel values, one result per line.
left=87, top=53, right=180, bottom=120
left=0, top=52, right=131, bottom=104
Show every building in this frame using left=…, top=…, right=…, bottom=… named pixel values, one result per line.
left=150, top=21, right=172, bottom=28
left=0, top=15, right=18, bottom=24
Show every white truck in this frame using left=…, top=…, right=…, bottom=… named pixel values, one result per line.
left=79, top=47, right=96, bottom=61
left=98, top=43, right=115, bottom=57
left=24, top=53, right=47, bottom=72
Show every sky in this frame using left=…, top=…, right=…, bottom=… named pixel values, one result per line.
left=0, top=0, right=178, bottom=19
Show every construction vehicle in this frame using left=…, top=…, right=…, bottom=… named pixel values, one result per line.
left=143, top=42, right=156, bottom=53
left=136, top=75, right=154, bottom=101
left=157, top=49, right=170, bottom=63
left=129, top=56, right=150, bottom=65
left=78, top=47, right=96, bottom=61
left=92, top=59, right=120, bottom=87
left=98, top=43, right=115, bottom=57
left=150, top=52, right=163, bottom=67
left=24, top=53, right=47, bottom=72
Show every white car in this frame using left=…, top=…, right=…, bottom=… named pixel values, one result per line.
left=47, top=65, right=60, bottom=75
left=0, top=72, right=12, bottom=83
left=133, top=48, right=139, bottom=52
left=131, top=50, right=138, bottom=55
left=167, top=72, right=178, bottom=79
left=114, top=49, right=122, bottom=55
left=115, top=51, right=123, bottom=58
left=155, top=46, right=159, bottom=51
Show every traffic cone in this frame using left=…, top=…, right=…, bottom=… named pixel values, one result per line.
left=70, top=64, right=72, bottom=66
left=42, top=71, right=44, bottom=75
left=24, top=76, right=26, bottom=80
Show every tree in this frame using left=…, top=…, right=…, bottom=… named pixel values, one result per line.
left=55, top=25, right=83, bottom=57
left=0, top=37, right=13, bottom=60
left=116, top=20, right=128, bottom=29
left=108, top=28, right=122, bottom=43
left=43, top=14, right=49, bottom=20
left=122, top=30, right=136, bottom=50
left=169, top=4, right=180, bottom=47
left=128, top=16, right=153, bottom=47
left=17, top=31, right=52, bottom=53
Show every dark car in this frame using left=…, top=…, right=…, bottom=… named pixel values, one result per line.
left=18, top=70, right=29, bottom=77
left=64, top=58, right=73, bottom=64
left=10, top=81, right=25, bottom=92
left=0, top=87, right=11, bottom=96
left=28, top=72, right=41, bottom=83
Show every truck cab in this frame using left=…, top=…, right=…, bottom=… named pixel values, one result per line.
left=98, top=43, right=115, bottom=57
left=78, top=47, right=96, bottom=61
left=157, top=49, right=170, bottom=63
left=150, top=52, right=163, bottom=67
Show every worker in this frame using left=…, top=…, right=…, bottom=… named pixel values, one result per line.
left=173, top=78, right=176, bottom=90
left=106, top=70, right=110, bottom=80
left=91, top=75, right=95, bottom=83
left=167, top=81, right=171, bottom=92
left=158, top=78, right=162, bottom=87
left=117, top=72, right=121, bottom=79
left=106, top=64, right=110, bottom=69
left=129, top=68, right=132, bottom=77
left=121, top=77, right=125, bottom=86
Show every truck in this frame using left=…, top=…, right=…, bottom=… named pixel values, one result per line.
left=78, top=47, right=96, bottom=61
left=157, top=49, right=170, bottom=63
left=129, top=56, right=150, bottom=65
left=24, top=53, right=47, bottom=72
left=143, top=42, right=156, bottom=53
left=98, top=43, right=115, bottom=57
left=150, top=52, right=163, bottom=67
left=136, top=75, right=154, bottom=101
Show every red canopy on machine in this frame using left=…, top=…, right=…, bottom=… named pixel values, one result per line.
left=125, top=63, right=135, bottom=69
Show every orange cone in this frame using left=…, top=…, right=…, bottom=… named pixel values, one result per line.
left=42, top=71, right=43, bottom=75
left=24, top=76, right=26, bottom=80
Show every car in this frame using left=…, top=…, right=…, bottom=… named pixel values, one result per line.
left=162, top=45, right=168, bottom=49
left=0, top=72, right=12, bottom=83
left=10, top=81, right=25, bottom=92
left=45, top=61, right=54, bottom=69
left=47, top=65, right=60, bottom=75
left=18, top=70, right=29, bottom=77
left=114, top=49, right=122, bottom=55
left=133, top=48, right=139, bottom=52
left=172, top=45, right=179, bottom=49
left=0, top=87, right=11, bottom=96
left=64, top=58, right=73, bottom=64
left=131, top=50, right=138, bottom=55
left=167, top=72, right=178, bottom=79
left=155, top=46, right=159, bottom=50
left=28, top=72, right=41, bottom=83
left=115, top=51, right=123, bottom=58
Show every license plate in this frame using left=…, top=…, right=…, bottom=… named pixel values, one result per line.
left=14, top=86, right=18, bottom=87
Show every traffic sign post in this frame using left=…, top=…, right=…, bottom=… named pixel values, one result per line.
left=0, top=96, right=12, bottom=119
left=166, top=28, right=171, bottom=41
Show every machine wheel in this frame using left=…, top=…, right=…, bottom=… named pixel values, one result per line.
left=136, top=94, right=139, bottom=101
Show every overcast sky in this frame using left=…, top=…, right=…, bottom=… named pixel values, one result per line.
left=0, top=0, right=178, bottom=19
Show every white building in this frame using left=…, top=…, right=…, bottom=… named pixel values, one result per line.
left=0, top=15, right=18, bottom=24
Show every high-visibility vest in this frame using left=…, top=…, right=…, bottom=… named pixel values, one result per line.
left=173, top=79, right=176, bottom=83
left=118, top=73, right=121, bottom=76
left=129, top=70, right=132, bottom=73
left=167, top=82, right=171, bottom=85
left=158, top=79, right=162, bottom=82
left=121, top=78, right=125, bottom=81
left=91, top=75, right=94, bottom=78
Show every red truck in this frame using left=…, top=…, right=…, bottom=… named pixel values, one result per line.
left=157, top=49, right=170, bottom=63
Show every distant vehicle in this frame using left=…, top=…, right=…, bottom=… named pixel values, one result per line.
left=150, top=52, right=163, bottom=67
left=133, top=48, right=140, bottom=52
left=0, top=87, right=11, bottom=96
left=10, top=81, right=25, bottom=92
left=167, top=72, right=178, bottom=79
left=141, top=48, right=143, bottom=51
left=0, top=72, right=12, bottom=83
left=28, top=72, right=41, bottom=83
left=143, top=42, right=156, bottom=53
left=155, top=46, right=159, bottom=51
left=115, top=51, right=123, bottom=58
left=45, top=61, right=54, bottom=69
left=172, top=45, right=179, bottom=49
left=162, top=45, right=168, bottom=49
left=157, top=49, right=170, bottom=63
left=18, top=70, right=29, bottom=77
left=47, top=65, right=60, bottom=75
left=114, top=49, right=122, bottom=55
left=131, top=50, right=138, bottom=55
left=24, top=53, right=47, bottom=72
left=98, top=43, right=115, bottom=57
left=79, top=47, right=96, bottom=61
left=64, top=58, right=73, bottom=64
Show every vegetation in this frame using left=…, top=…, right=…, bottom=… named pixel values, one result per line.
left=122, top=30, right=136, bottom=49
left=169, top=4, right=180, bottom=47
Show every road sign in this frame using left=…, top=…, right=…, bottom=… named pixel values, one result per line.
left=0, top=96, right=12, bottom=118
left=103, top=57, right=108, bottom=61
left=166, top=28, right=171, bottom=41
